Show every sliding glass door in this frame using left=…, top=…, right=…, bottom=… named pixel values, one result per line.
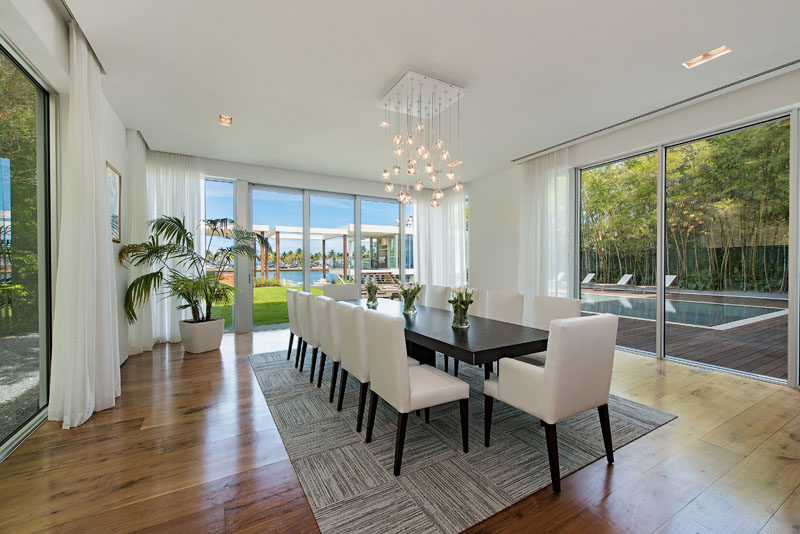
left=251, top=188, right=304, bottom=328
left=360, top=199, right=401, bottom=288
left=664, top=118, right=790, bottom=379
left=0, top=48, right=50, bottom=449
left=579, top=152, right=657, bottom=353
left=204, top=179, right=235, bottom=330
left=309, top=194, right=355, bottom=285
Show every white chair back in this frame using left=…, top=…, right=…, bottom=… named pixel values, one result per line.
left=335, top=301, right=370, bottom=382
left=484, top=290, right=524, bottom=325
left=545, top=314, right=618, bottom=422
left=314, top=295, right=339, bottom=361
left=296, top=291, right=318, bottom=347
left=530, top=296, right=581, bottom=331
left=426, top=285, right=451, bottom=310
left=363, top=309, right=411, bottom=413
left=286, top=288, right=299, bottom=334
left=416, top=284, right=426, bottom=305
left=322, top=283, right=361, bottom=301
left=465, top=288, right=485, bottom=317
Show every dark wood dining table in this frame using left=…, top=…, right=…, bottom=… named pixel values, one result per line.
left=345, top=298, right=549, bottom=377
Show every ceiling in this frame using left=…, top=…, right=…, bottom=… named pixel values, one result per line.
left=66, top=0, right=800, bottom=183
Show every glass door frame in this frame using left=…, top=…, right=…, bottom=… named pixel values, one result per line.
left=575, top=109, right=799, bottom=387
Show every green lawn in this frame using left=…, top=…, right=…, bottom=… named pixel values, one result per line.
left=212, top=286, right=323, bottom=329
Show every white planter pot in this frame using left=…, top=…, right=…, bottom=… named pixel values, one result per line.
left=179, top=318, right=225, bottom=353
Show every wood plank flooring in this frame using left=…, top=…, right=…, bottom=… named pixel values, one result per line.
left=1, top=329, right=799, bottom=533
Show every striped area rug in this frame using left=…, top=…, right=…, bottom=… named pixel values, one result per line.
left=250, top=350, right=675, bottom=534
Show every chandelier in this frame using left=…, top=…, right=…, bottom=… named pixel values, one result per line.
left=379, top=72, right=464, bottom=207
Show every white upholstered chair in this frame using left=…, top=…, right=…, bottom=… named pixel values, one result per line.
left=334, top=302, right=420, bottom=431
left=313, top=295, right=341, bottom=400
left=516, top=295, right=582, bottom=366
left=425, top=284, right=451, bottom=310
left=416, top=284, right=427, bottom=306
left=294, top=291, right=320, bottom=376
left=322, top=283, right=361, bottom=301
left=467, top=288, right=485, bottom=318
left=483, top=313, right=619, bottom=493
left=285, top=288, right=302, bottom=363
left=363, top=309, right=470, bottom=476
left=483, top=290, right=524, bottom=325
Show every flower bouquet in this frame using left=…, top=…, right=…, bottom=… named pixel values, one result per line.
left=365, top=277, right=379, bottom=309
left=448, top=287, right=473, bottom=329
left=399, top=283, right=422, bottom=315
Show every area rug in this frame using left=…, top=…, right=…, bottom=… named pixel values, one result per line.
left=249, top=350, right=676, bottom=534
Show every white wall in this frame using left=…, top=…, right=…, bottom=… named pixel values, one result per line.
left=101, top=95, right=129, bottom=364
left=467, top=164, right=522, bottom=292
left=468, top=67, right=800, bottom=294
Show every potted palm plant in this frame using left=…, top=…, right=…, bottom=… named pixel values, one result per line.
left=119, top=216, right=263, bottom=353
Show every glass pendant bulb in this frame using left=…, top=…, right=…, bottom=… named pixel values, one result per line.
left=407, top=157, right=417, bottom=167
left=429, top=172, right=438, bottom=183
left=393, top=134, right=402, bottom=145
left=394, top=146, right=403, bottom=156
left=407, top=166, right=417, bottom=175
left=407, top=134, right=414, bottom=145
left=382, top=169, right=390, bottom=180
left=441, top=149, right=450, bottom=161
left=392, top=164, right=401, bottom=175
left=430, top=197, right=439, bottom=207
left=453, top=181, right=463, bottom=192
left=416, top=145, right=425, bottom=156
left=384, top=182, right=394, bottom=193
left=416, top=122, right=424, bottom=132
left=435, top=139, right=444, bottom=149
left=434, top=188, right=444, bottom=200
left=414, top=179, right=424, bottom=191
left=446, top=170, right=456, bottom=181
left=425, top=163, right=434, bottom=174
left=421, top=148, right=429, bottom=160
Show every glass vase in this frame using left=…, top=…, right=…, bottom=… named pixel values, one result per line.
left=402, top=298, right=417, bottom=316
left=366, top=294, right=378, bottom=309
left=451, top=303, right=470, bottom=329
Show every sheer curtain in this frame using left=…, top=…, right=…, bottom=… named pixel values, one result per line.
left=518, top=148, right=574, bottom=325
left=146, top=151, right=204, bottom=343
left=48, top=22, right=121, bottom=429
left=125, top=130, right=153, bottom=355
left=413, top=187, right=468, bottom=287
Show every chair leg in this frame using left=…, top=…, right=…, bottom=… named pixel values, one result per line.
left=484, top=364, right=492, bottom=380
left=299, top=341, right=307, bottom=371
left=543, top=422, right=561, bottom=493
left=295, top=337, right=303, bottom=368
left=484, top=395, right=493, bottom=447
left=454, top=360, right=459, bottom=377
left=309, top=347, right=318, bottom=383
left=424, top=407, right=430, bottom=423
left=337, top=369, right=349, bottom=412
left=415, top=410, right=420, bottom=417
left=598, top=404, right=614, bottom=464
left=394, top=411, right=409, bottom=476
left=328, top=361, right=339, bottom=403
left=356, top=382, right=369, bottom=432
left=459, top=398, right=469, bottom=453
left=316, top=352, right=326, bottom=388
left=365, top=391, right=379, bottom=443
left=287, top=332, right=294, bottom=360
left=444, top=355, right=449, bottom=372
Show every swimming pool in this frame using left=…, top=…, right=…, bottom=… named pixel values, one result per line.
left=580, top=294, right=786, bottom=329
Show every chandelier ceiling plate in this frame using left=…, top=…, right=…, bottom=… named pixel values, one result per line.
left=379, top=70, right=466, bottom=118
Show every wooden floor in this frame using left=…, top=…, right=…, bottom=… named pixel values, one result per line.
left=1, top=329, right=800, bottom=533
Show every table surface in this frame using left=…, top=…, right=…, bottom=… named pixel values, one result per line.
left=345, top=298, right=549, bottom=365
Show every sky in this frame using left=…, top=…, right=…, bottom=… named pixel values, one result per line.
left=204, top=180, right=405, bottom=255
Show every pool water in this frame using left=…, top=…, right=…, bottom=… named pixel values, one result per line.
left=581, top=294, right=783, bottom=328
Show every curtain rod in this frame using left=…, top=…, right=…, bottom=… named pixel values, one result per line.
left=56, top=0, right=107, bottom=75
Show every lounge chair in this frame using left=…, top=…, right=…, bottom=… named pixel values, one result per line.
left=593, top=274, right=634, bottom=292
left=580, top=273, right=595, bottom=289
left=636, top=274, right=677, bottom=294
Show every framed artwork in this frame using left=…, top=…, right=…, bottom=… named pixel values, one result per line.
left=106, top=161, right=121, bottom=243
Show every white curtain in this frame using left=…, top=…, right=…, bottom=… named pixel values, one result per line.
left=126, top=130, right=152, bottom=355
left=48, top=22, right=121, bottom=428
left=413, top=187, right=468, bottom=287
left=146, top=151, right=204, bottom=343
left=518, top=148, right=573, bottom=325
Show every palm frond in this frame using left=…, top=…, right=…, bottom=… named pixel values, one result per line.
left=124, top=271, right=162, bottom=323
left=150, top=216, right=195, bottom=249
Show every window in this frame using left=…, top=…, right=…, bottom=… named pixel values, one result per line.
left=310, top=195, right=355, bottom=284
left=360, top=199, right=400, bottom=284
left=0, top=46, right=51, bottom=450
left=204, top=179, right=235, bottom=330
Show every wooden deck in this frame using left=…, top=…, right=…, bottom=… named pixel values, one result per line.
left=614, top=315, right=788, bottom=380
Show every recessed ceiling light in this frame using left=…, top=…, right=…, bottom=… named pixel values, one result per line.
left=682, top=45, right=731, bottom=69
left=218, top=114, right=233, bottom=126
left=379, top=121, right=390, bottom=128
